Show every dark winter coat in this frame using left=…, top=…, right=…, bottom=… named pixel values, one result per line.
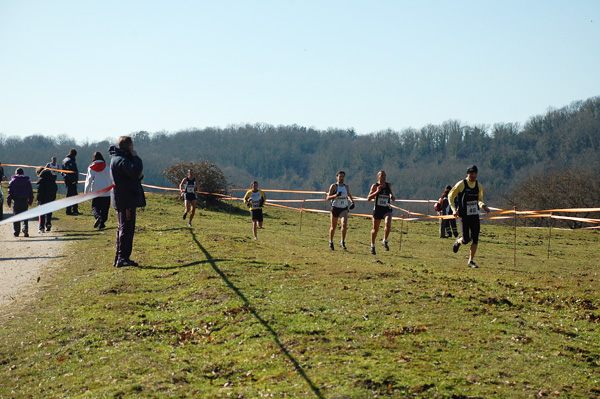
left=110, top=148, right=146, bottom=210
left=7, top=174, right=33, bottom=206
left=37, top=169, right=58, bottom=204
left=62, top=154, right=79, bottom=185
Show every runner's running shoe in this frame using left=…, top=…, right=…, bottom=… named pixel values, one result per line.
left=453, top=238, right=461, bottom=253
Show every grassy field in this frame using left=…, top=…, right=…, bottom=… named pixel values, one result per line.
left=1, top=193, right=600, bottom=398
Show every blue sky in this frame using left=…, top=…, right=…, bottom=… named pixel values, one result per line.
left=1, top=1, right=598, bottom=143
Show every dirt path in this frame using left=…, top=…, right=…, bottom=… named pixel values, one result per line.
left=0, top=207, right=66, bottom=308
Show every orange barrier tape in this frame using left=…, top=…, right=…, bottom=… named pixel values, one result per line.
left=118, top=182, right=600, bottom=226
left=391, top=204, right=425, bottom=216
left=394, top=199, right=436, bottom=204
left=230, top=188, right=325, bottom=194
left=142, top=184, right=179, bottom=192
left=541, top=207, right=600, bottom=213
left=549, top=215, right=600, bottom=224
left=2, top=163, right=76, bottom=174
left=493, top=207, right=600, bottom=214
left=265, top=198, right=328, bottom=203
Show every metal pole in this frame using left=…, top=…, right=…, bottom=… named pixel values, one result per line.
left=399, top=215, right=404, bottom=251
left=299, top=200, right=304, bottom=232
left=513, top=206, right=517, bottom=268
left=548, top=212, right=553, bottom=259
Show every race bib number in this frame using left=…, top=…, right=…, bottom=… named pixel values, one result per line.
left=466, top=201, right=478, bottom=216
left=333, top=197, right=348, bottom=208
left=186, top=186, right=195, bottom=193
left=252, top=199, right=261, bottom=208
left=376, top=196, right=389, bottom=207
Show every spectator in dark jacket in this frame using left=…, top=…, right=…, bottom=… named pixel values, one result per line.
left=62, top=148, right=80, bottom=215
left=0, top=161, right=5, bottom=220
left=110, top=136, right=146, bottom=267
left=36, top=166, right=58, bottom=233
left=437, top=185, right=459, bottom=239
left=7, top=168, right=34, bottom=237
left=0, top=161, right=5, bottom=219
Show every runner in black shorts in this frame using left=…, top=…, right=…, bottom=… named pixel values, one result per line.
left=244, top=181, right=267, bottom=240
left=367, top=171, right=396, bottom=255
left=179, top=169, right=198, bottom=227
left=326, top=171, right=355, bottom=250
left=447, top=165, right=491, bottom=268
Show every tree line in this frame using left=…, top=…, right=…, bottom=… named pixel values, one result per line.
left=1, top=96, right=599, bottom=220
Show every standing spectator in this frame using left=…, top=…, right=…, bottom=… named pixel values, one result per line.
left=436, top=185, right=459, bottom=238
left=110, top=136, right=146, bottom=267
left=0, top=161, right=5, bottom=220
left=84, top=151, right=112, bottom=229
left=62, top=149, right=80, bottom=215
left=36, top=166, right=58, bottom=233
left=448, top=165, right=491, bottom=268
left=7, top=168, right=33, bottom=237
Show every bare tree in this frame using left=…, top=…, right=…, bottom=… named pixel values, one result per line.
left=163, top=160, right=228, bottom=206
left=504, top=168, right=600, bottom=228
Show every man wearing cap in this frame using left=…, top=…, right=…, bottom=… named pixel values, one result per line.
left=447, top=165, right=491, bottom=268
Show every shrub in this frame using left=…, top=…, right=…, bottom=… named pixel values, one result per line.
left=163, top=160, right=228, bottom=206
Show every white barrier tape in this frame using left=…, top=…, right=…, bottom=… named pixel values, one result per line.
left=0, top=186, right=114, bottom=226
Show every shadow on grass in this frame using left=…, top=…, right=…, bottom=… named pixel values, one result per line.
left=189, top=230, right=324, bottom=399
left=134, top=259, right=228, bottom=270
left=150, top=227, right=189, bottom=233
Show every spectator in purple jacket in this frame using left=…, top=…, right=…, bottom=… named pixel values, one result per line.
left=7, top=168, right=34, bottom=237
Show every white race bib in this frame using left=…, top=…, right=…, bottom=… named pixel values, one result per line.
left=252, top=199, right=261, bottom=208
left=333, top=197, right=348, bottom=208
left=466, top=201, right=478, bottom=216
left=186, top=186, right=195, bottom=193
left=376, top=196, right=389, bottom=207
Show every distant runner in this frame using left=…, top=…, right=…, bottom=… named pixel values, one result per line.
left=367, top=170, right=396, bottom=255
left=326, top=171, right=355, bottom=250
left=45, top=157, right=59, bottom=176
left=179, top=169, right=198, bottom=227
left=243, top=181, right=266, bottom=240
left=448, top=165, right=491, bottom=268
